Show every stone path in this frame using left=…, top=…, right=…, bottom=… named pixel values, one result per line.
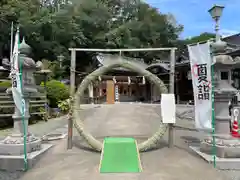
left=15, top=103, right=232, bottom=180
left=0, top=116, right=68, bottom=139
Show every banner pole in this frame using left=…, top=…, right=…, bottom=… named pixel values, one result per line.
left=168, top=48, right=176, bottom=148
left=18, top=34, right=28, bottom=171
left=10, top=22, right=13, bottom=61
left=210, top=42, right=216, bottom=168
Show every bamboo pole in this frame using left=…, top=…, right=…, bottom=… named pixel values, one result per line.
left=69, top=48, right=177, bottom=52
left=68, top=49, right=76, bottom=149
left=168, top=48, right=176, bottom=148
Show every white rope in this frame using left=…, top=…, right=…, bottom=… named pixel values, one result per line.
left=142, top=76, right=145, bottom=84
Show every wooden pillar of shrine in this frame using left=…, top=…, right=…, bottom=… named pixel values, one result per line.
left=106, top=80, right=115, bottom=104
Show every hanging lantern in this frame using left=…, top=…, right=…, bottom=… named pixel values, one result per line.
left=113, top=76, right=116, bottom=84
left=88, top=83, right=94, bottom=98
left=128, top=76, right=131, bottom=85
left=98, top=76, right=101, bottom=81
left=142, top=76, right=145, bottom=84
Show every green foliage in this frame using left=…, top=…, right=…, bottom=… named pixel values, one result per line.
left=0, top=80, right=12, bottom=88
left=175, top=32, right=215, bottom=58
left=37, top=107, right=49, bottom=121
left=40, top=59, right=65, bottom=80
left=57, top=99, right=70, bottom=113
left=0, top=0, right=183, bottom=72
left=42, top=80, right=69, bottom=107
left=185, top=32, right=215, bottom=44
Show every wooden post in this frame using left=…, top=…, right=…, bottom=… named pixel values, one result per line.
left=175, top=72, right=180, bottom=104
left=68, top=49, right=76, bottom=149
left=168, top=48, right=176, bottom=148
left=106, top=80, right=115, bottom=104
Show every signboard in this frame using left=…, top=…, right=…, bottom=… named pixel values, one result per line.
left=115, top=85, right=119, bottom=101
left=187, top=42, right=212, bottom=130
left=161, top=94, right=176, bottom=124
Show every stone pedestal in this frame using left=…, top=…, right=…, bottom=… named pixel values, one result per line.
left=0, top=98, right=42, bottom=155
left=201, top=137, right=240, bottom=158
left=0, top=94, right=51, bottom=171
left=190, top=145, right=240, bottom=170
left=0, top=135, right=41, bottom=155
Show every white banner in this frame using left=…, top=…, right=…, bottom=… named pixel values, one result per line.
left=187, top=42, right=212, bottom=130
left=11, top=28, right=26, bottom=115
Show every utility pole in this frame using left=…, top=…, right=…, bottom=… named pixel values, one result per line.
left=168, top=48, right=176, bottom=148
left=68, top=49, right=76, bottom=149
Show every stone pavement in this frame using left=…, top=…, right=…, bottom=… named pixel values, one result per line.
left=16, top=103, right=230, bottom=180
left=18, top=138, right=228, bottom=180
left=0, top=105, right=101, bottom=141
left=0, top=115, right=68, bottom=139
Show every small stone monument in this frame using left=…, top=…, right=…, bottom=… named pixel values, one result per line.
left=0, top=38, right=52, bottom=171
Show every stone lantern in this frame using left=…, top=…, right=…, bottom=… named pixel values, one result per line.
left=198, top=39, right=240, bottom=164
left=0, top=38, right=42, bottom=156
left=203, top=35, right=240, bottom=168
left=211, top=41, right=238, bottom=135
left=191, top=5, right=240, bottom=168
left=35, top=61, right=52, bottom=121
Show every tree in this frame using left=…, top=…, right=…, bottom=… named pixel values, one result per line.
left=0, top=0, right=183, bottom=75
left=40, top=59, right=66, bottom=80
left=185, top=32, right=215, bottom=44
left=174, top=32, right=215, bottom=60
left=102, top=1, right=183, bottom=63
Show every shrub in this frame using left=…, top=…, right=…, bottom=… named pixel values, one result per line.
left=41, top=80, right=69, bottom=107
left=0, top=80, right=12, bottom=92
left=0, top=80, right=12, bottom=87
left=58, top=99, right=70, bottom=113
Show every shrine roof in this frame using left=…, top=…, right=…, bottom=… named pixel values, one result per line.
left=176, top=33, right=240, bottom=62
left=223, top=33, right=240, bottom=46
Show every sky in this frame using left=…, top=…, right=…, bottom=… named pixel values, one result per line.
left=145, top=0, right=240, bottom=39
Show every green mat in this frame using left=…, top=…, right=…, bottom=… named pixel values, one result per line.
left=99, top=137, right=142, bottom=173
